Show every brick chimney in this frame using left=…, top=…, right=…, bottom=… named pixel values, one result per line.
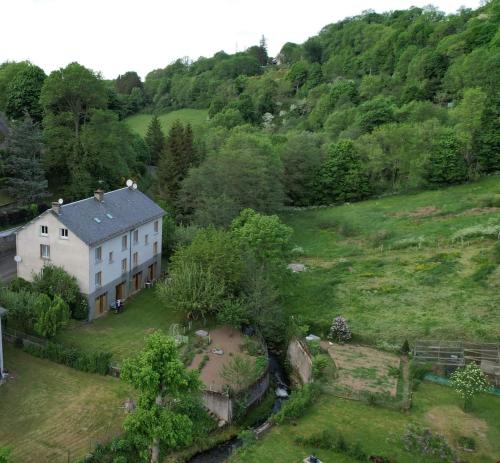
left=94, top=189, right=104, bottom=202
left=52, top=202, right=61, bottom=215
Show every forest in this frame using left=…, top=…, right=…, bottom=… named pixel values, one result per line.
left=0, top=1, right=499, bottom=228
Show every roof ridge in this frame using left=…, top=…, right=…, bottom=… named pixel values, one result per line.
left=62, top=186, right=130, bottom=209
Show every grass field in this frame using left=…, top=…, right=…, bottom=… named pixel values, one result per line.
left=281, top=176, right=500, bottom=343
left=0, top=345, right=130, bottom=463
left=232, top=382, right=500, bottom=463
left=125, top=109, right=208, bottom=136
left=56, top=289, right=181, bottom=362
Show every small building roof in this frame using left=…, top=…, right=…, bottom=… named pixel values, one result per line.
left=52, top=187, right=164, bottom=247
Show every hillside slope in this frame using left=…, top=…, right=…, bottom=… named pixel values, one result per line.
left=282, top=176, right=500, bottom=343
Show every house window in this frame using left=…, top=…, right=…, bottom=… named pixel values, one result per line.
left=154, top=221, right=159, bottom=233
left=153, top=241, right=158, bottom=255
left=59, top=228, right=69, bottom=239
left=133, top=252, right=138, bottom=267
left=40, top=244, right=50, bottom=259
left=109, top=251, right=113, bottom=263
left=95, top=271, right=102, bottom=287
left=40, top=225, right=48, bottom=236
left=95, top=246, right=102, bottom=262
left=133, top=229, right=139, bottom=244
left=122, top=235, right=127, bottom=250
left=121, top=258, right=127, bottom=273
left=145, top=234, right=149, bottom=245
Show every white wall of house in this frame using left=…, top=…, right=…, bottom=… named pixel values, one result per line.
left=16, top=212, right=91, bottom=294
left=88, top=218, right=162, bottom=294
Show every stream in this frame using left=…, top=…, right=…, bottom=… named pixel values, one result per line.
left=188, top=354, right=289, bottom=463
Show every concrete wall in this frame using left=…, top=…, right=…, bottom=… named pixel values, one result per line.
left=16, top=211, right=90, bottom=293
left=201, top=366, right=270, bottom=423
left=287, top=339, right=313, bottom=384
left=202, top=390, right=233, bottom=423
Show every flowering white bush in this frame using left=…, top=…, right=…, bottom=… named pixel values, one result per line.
left=328, top=316, right=352, bottom=343
left=450, top=363, right=490, bottom=410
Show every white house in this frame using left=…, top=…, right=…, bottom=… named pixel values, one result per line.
left=15, top=185, right=165, bottom=320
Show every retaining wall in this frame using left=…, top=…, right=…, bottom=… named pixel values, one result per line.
left=287, top=339, right=313, bottom=384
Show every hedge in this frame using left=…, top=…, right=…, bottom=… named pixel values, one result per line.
left=23, top=342, right=112, bottom=375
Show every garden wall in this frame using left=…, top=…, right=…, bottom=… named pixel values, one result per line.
left=287, top=339, right=313, bottom=384
left=201, top=366, right=270, bottom=423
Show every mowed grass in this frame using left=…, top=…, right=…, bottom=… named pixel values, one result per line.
left=232, top=382, right=500, bottom=463
left=125, top=109, right=208, bottom=136
left=0, top=345, right=130, bottom=463
left=56, top=289, right=181, bottom=362
left=282, top=176, right=500, bottom=343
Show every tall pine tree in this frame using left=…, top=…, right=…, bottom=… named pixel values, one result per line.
left=4, top=116, right=49, bottom=204
left=156, top=121, right=197, bottom=204
left=145, top=116, right=165, bottom=165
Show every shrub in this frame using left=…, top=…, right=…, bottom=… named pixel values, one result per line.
left=8, top=277, right=32, bottom=292
left=32, top=265, right=82, bottom=319
left=273, top=384, right=318, bottom=424
left=402, top=424, right=455, bottom=462
left=328, top=316, right=352, bottom=343
left=312, top=354, right=330, bottom=380
left=450, top=363, right=490, bottom=410
left=23, top=342, right=112, bottom=375
left=401, top=339, right=410, bottom=355
left=477, top=193, right=500, bottom=208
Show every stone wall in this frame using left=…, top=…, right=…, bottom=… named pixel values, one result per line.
left=287, top=339, right=313, bottom=384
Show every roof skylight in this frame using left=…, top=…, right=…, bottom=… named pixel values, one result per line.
left=94, top=217, right=101, bottom=223
left=106, top=213, right=114, bottom=219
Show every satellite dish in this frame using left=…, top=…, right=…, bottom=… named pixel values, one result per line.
left=132, top=183, right=138, bottom=190
left=126, top=179, right=133, bottom=187
left=58, top=198, right=64, bottom=205
left=14, top=255, right=22, bottom=263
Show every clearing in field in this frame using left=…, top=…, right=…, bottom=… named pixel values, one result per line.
left=125, top=109, right=208, bottom=136
left=281, top=175, right=500, bottom=343
left=322, top=342, right=400, bottom=397
left=0, top=346, right=130, bottom=463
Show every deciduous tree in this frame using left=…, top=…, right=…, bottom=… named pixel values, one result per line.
left=121, top=332, right=201, bottom=463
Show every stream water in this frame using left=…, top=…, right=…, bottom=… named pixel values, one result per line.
left=188, top=354, right=289, bottom=463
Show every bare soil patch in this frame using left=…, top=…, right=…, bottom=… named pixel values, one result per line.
left=189, top=326, right=256, bottom=392
left=321, top=342, right=400, bottom=396
left=390, top=206, right=441, bottom=218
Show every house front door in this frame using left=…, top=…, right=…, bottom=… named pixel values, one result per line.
left=95, top=293, right=107, bottom=316
left=115, top=282, right=125, bottom=301
left=133, top=271, right=142, bottom=292
left=148, top=264, right=155, bottom=281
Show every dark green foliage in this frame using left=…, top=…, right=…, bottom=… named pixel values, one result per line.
left=5, top=63, right=46, bottom=122
left=3, top=116, right=49, bottom=204
left=319, top=140, right=371, bottom=203
left=145, top=115, right=165, bottom=164
left=115, top=71, right=142, bottom=95
left=32, top=265, right=81, bottom=316
left=401, top=339, right=410, bottom=355
left=157, top=120, right=197, bottom=203
left=273, top=384, right=318, bottom=424
left=424, top=129, right=467, bottom=185
left=22, top=342, right=112, bottom=375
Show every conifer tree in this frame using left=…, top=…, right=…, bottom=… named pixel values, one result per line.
left=4, top=116, right=49, bottom=204
left=145, top=115, right=165, bottom=165
left=156, top=121, right=196, bottom=204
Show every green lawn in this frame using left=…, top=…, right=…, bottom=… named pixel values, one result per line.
left=0, top=345, right=130, bottom=463
left=125, top=109, right=208, bottom=137
left=281, top=176, right=500, bottom=343
left=232, top=382, right=500, bottom=463
left=56, top=289, right=181, bottom=362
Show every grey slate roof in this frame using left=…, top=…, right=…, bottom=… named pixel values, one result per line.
left=54, top=188, right=164, bottom=247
